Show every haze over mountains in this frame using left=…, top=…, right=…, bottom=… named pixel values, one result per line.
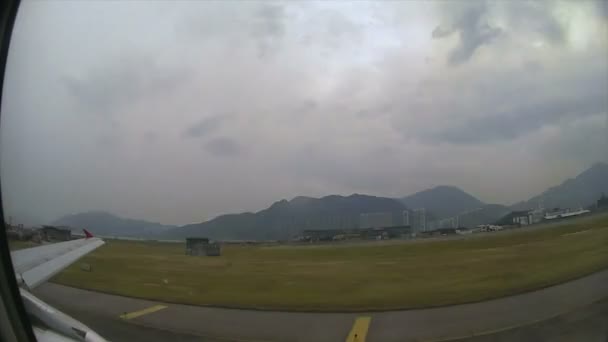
left=53, top=162, right=608, bottom=240
left=399, top=186, right=484, bottom=219
left=511, top=162, right=608, bottom=211
left=53, top=211, right=175, bottom=238
left=172, top=194, right=407, bottom=240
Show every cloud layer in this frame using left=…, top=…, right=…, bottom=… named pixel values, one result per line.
left=2, top=1, right=607, bottom=225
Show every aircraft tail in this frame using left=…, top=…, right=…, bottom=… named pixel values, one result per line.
left=84, top=229, right=94, bottom=239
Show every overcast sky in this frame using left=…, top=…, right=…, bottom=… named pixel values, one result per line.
left=1, top=1, right=607, bottom=226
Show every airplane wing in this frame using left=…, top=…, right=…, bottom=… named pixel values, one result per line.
left=9, top=230, right=107, bottom=342
left=11, top=234, right=104, bottom=289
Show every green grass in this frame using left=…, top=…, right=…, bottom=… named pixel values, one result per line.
left=52, top=214, right=608, bottom=311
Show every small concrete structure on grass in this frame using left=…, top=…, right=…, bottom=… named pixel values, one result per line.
left=185, top=237, right=221, bottom=256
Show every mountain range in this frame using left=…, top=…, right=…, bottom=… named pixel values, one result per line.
left=169, top=194, right=407, bottom=240
left=510, top=162, right=608, bottom=211
left=399, top=185, right=484, bottom=219
left=53, top=211, right=176, bottom=237
left=53, top=162, right=608, bottom=240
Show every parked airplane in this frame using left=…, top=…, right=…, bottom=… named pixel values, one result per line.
left=10, top=229, right=107, bottom=341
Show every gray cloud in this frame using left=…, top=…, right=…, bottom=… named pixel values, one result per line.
left=204, top=137, right=242, bottom=157
left=251, top=4, right=285, bottom=39
left=143, top=131, right=159, bottom=143
left=386, top=47, right=608, bottom=145
left=432, top=1, right=571, bottom=66
left=64, top=57, right=189, bottom=116
left=432, top=2, right=502, bottom=65
left=523, top=60, right=543, bottom=73
left=295, top=99, right=318, bottom=114
left=431, top=26, right=453, bottom=39
left=537, top=114, right=608, bottom=165
left=503, top=2, right=565, bottom=44
left=183, top=114, right=232, bottom=139
left=429, top=71, right=607, bottom=144
left=251, top=4, right=286, bottom=58
left=283, top=143, right=408, bottom=197
left=597, top=1, right=608, bottom=19
left=180, top=2, right=286, bottom=59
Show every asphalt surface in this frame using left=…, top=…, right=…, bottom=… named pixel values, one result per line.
left=453, top=298, right=608, bottom=342
left=32, top=268, right=608, bottom=342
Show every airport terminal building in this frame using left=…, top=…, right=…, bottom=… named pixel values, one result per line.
left=301, top=225, right=411, bottom=242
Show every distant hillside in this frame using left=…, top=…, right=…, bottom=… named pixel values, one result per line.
left=399, top=186, right=484, bottom=219
left=53, top=211, right=176, bottom=237
left=56, top=163, right=607, bottom=240
left=511, top=162, right=608, bottom=211
left=165, top=194, right=407, bottom=240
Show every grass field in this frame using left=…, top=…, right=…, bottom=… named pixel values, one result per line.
left=52, top=214, right=608, bottom=311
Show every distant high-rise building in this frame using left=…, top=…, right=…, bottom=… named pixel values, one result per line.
left=411, top=208, right=426, bottom=233
left=598, top=193, right=608, bottom=209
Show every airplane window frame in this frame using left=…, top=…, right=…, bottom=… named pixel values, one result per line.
left=0, top=0, right=37, bottom=340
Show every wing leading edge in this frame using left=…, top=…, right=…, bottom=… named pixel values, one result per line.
left=11, top=235, right=104, bottom=289
left=9, top=230, right=108, bottom=341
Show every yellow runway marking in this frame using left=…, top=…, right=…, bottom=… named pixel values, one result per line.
left=119, top=305, right=167, bottom=320
left=346, top=316, right=371, bottom=342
